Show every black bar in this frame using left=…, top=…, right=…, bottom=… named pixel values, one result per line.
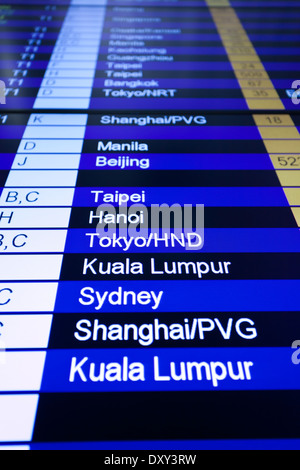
left=75, top=170, right=278, bottom=187
left=59, top=253, right=300, bottom=280
left=33, top=390, right=300, bottom=441
left=47, top=311, right=300, bottom=349
left=69, top=207, right=297, bottom=228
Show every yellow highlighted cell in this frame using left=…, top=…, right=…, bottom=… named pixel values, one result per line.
left=218, top=29, right=247, bottom=36
left=231, top=62, right=265, bottom=71
left=269, top=154, right=300, bottom=169
left=258, top=127, right=300, bottom=139
left=228, top=54, right=260, bottom=62
left=264, top=140, right=300, bottom=153
left=276, top=170, right=300, bottom=186
left=238, top=79, right=276, bottom=89
left=225, top=44, right=255, bottom=51
left=283, top=188, right=300, bottom=206
left=226, top=47, right=257, bottom=56
left=243, top=88, right=280, bottom=99
left=253, top=115, right=294, bottom=126
left=245, top=99, right=285, bottom=110
left=222, top=39, right=249, bottom=46
left=290, top=208, right=300, bottom=226
left=213, top=15, right=240, bottom=21
left=206, top=0, right=230, bottom=5
left=235, top=70, right=269, bottom=80
left=209, top=6, right=233, bottom=12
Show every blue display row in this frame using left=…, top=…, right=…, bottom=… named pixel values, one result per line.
left=54, top=280, right=300, bottom=312
left=29, top=438, right=300, bottom=450
left=40, top=346, right=300, bottom=392
left=65, top=228, right=300, bottom=253
left=71, top=187, right=289, bottom=206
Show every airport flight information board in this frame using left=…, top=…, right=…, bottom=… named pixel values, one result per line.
left=0, top=0, right=300, bottom=451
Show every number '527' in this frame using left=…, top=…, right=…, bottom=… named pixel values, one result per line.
left=277, top=157, right=300, bottom=167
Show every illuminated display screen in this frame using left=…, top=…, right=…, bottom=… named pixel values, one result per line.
left=0, top=0, right=300, bottom=451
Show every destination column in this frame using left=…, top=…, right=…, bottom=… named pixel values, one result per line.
left=92, top=4, right=247, bottom=111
